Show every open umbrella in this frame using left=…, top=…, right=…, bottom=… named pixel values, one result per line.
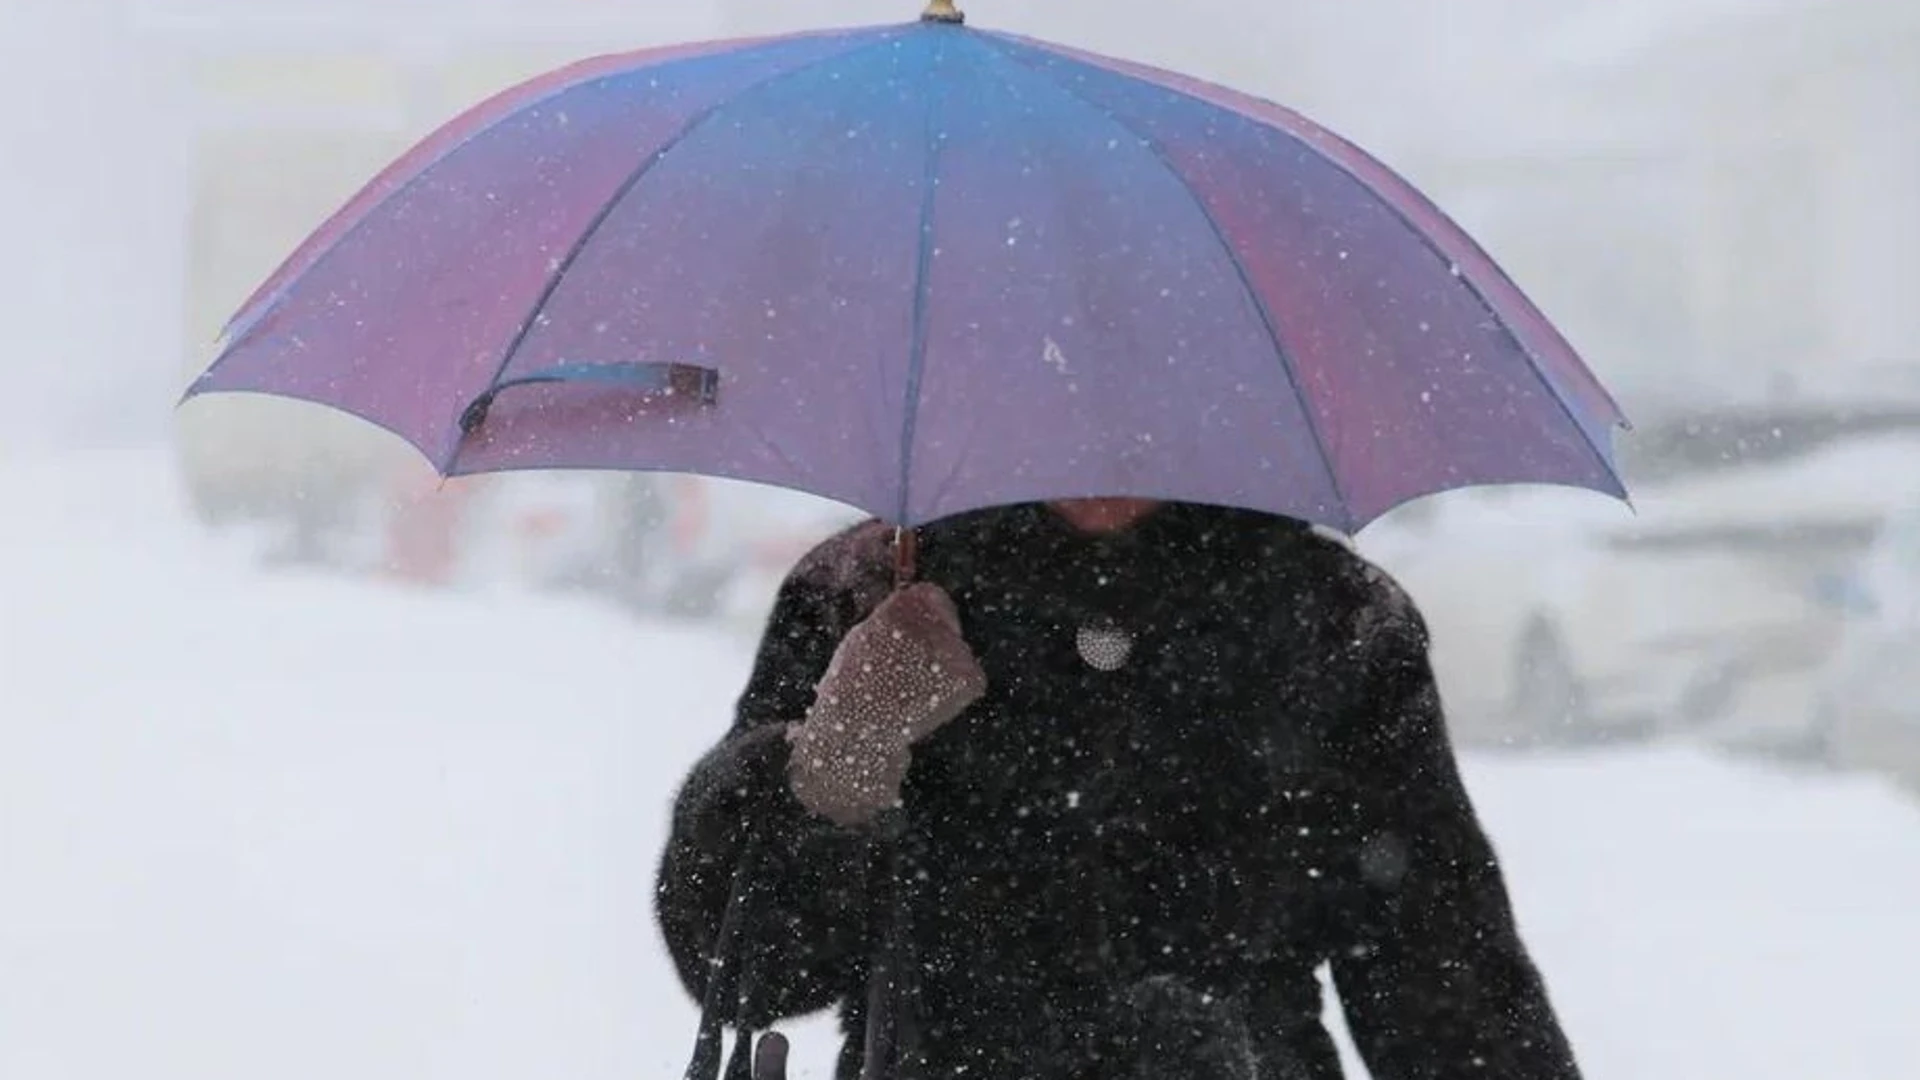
left=182, top=3, right=1631, bottom=1076
left=185, top=4, right=1627, bottom=542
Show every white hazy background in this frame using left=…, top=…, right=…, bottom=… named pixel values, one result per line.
left=4, top=2, right=1919, bottom=1079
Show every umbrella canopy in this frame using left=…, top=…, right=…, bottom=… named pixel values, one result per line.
left=186, top=13, right=1628, bottom=532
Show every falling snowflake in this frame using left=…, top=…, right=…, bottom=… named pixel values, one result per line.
left=1042, top=336, right=1069, bottom=375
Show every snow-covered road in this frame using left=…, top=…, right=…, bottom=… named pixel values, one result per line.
left=5, top=449, right=1918, bottom=1079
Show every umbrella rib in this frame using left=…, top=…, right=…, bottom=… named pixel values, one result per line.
left=979, top=41, right=1353, bottom=531
left=1053, top=55, right=1626, bottom=492
left=922, top=400, right=986, bottom=522
left=740, top=422, right=810, bottom=488
left=895, top=37, right=953, bottom=526
left=1261, top=140, right=1629, bottom=492
left=1251, top=118, right=1632, bottom=449
left=220, top=31, right=864, bottom=354
left=443, top=32, right=906, bottom=472
left=983, top=33, right=1627, bottom=461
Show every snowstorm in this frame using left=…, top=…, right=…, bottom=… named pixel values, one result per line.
left=4, top=2, right=1918, bottom=1079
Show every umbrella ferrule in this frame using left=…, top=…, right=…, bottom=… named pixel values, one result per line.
left=920, top=0, right=964, bottom=24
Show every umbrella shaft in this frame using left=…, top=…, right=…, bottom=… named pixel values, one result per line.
left=893, top=527, right=919, bottom=588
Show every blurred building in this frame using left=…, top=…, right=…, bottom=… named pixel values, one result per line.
left=1542, top=1, right=1920, bottom=417
left=2, top=1, right=192, bottom=452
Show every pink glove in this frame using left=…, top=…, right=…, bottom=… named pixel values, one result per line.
left=786, top=583, right=987, bottom=827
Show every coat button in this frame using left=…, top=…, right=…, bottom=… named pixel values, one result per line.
left=1077, top=623, right=1135, bottom=671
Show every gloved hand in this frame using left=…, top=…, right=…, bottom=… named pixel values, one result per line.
left=786, top=582, right=987, bottom=828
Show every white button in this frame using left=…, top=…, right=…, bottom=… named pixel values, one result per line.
left=1077, top=624, right=1134, bottom=671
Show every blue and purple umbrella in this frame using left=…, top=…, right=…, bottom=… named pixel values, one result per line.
left=186, top=7, right=1627, bottom=534
left=183, top=10, right=1633, bottom=1075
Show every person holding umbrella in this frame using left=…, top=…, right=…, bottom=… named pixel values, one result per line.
left=181, top=5, right=1628, bottom=1078
left=656, top=495, right=1584, bottom=1079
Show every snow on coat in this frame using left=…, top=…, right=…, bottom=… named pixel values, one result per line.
left=656, top=502, right=1582, bottom=1080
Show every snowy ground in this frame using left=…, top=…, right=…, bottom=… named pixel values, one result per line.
left=5, top=447, right=1919, bottom=1080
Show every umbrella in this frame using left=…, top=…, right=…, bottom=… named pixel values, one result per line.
left=182, top=4, right=1632, bottom=1076
left=185, top=5, right=1628, bottom=542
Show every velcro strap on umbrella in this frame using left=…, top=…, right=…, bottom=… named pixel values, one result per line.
left=458, top=361, right=719, bottom=436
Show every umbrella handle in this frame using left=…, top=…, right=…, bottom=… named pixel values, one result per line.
left=859, top=812, right=924, bottom=1080
left=892, top=527, right=919, bottom=589
left=684, top=824, right=766, bottom=1080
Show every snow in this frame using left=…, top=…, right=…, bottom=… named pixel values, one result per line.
left=1470, top=752, right=1920, bottom=1080
left=6, top=446, right=1920, bottom=1080
left=1545, top=0, right=1814, bottom=70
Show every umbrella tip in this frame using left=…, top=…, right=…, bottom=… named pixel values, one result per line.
left=920, top=0, right=964, bottom=24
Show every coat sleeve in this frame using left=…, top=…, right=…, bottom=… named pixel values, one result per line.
left=1327, top=573, right=1583, bottom=1080
left=653, top=529, right=887, bottom=1026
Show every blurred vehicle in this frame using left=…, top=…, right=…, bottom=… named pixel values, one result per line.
left=1811, top=497, right=1920, bottom=792
left=1363, top=433, right=1920, bottom=749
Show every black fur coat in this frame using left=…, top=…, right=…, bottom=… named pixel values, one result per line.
left=656, top=502, right=1581, bottom=1080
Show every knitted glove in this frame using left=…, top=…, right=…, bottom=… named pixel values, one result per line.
left=786, top=583, right=987, bottom=827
